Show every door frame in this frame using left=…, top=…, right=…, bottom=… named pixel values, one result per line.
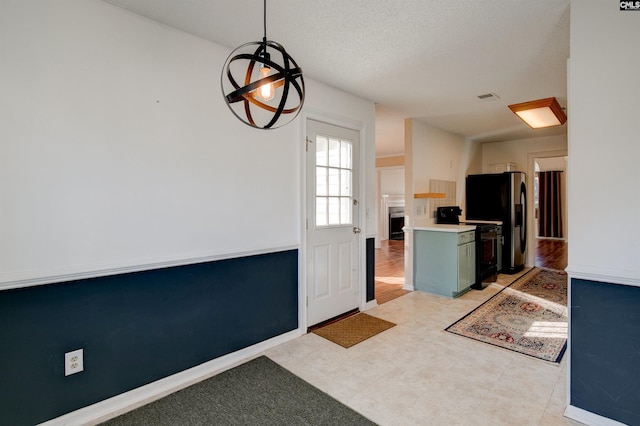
left=299, top=110, right=368, bottom=331
left=526, top=149, right=568, bottom=268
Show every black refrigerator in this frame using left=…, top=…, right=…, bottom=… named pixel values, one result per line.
left=465, top=172, right=527, bottom=274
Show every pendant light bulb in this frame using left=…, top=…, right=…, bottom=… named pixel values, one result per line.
left=256, top=65, right=274, bottom=102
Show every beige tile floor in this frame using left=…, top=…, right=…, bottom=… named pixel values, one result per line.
left=264, top=273, right=583, bottom=426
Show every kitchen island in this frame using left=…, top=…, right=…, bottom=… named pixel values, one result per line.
left=412, top=223, right=477, bottom=298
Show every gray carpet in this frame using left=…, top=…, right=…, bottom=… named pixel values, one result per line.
left=102, top=356, right=377, bottom=425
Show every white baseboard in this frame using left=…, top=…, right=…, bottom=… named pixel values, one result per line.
left=364, top=299, right=378, bottom=310
left=38, top=329, right=303, bottom=426
left=564, top=405, right=627, bottom=426
left=565, top=265, right=640, bottom=288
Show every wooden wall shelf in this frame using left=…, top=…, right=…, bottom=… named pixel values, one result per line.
left=414, top=192, right=445, bottom=199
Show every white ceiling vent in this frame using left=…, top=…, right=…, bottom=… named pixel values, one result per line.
left=477, top=93, right=500, bottom=100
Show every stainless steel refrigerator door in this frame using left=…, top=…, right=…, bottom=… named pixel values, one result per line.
left=510, top=172, right=527, bottom=269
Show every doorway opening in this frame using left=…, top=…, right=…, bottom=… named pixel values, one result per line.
left=375, top=166, right=408, bottom=304
left=374, top=239, right=409, bottom=304
left=533, top=156, right=568, bottom=270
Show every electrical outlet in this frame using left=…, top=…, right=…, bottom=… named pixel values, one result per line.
left=65, top=349, right=84, bottom=376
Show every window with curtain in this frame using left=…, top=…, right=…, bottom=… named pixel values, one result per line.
left=537, top=170, right=563, bottom=238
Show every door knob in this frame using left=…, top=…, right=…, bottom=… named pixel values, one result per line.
left=353, top=226, right=361, bottom=234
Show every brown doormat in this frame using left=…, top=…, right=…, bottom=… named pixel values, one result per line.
left=312, top=313, right=396, bottom=348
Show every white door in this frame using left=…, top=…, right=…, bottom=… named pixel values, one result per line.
left=306, top=119, right=360, bottom=326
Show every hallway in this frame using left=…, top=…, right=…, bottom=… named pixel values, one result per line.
left=535, top=239, right=568, bottom=270
left=374, top=240, right=408, bottom=304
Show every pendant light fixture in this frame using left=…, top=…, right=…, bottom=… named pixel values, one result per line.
left=221, top=0, right=305, bottom=129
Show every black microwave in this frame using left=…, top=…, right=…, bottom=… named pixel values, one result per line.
left=436, top=206, right=462, bottom=224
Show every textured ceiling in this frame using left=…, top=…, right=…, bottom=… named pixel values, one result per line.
left=104, top=0, right=570, bottom=156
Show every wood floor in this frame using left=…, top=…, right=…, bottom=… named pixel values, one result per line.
left=374, top=238, right=567, bottom=305
left=535, top=238, right=568, bottom=270
left=374, top=240, right=409, bottom=304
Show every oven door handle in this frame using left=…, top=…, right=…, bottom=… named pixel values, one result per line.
left=482, top=230, right=498, bottom=239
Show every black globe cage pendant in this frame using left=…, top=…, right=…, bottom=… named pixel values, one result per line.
left=221, top=0, right=305, bottom=129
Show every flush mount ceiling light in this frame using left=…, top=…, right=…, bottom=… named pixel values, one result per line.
left=508, top=97, right=567, bottom=129
left=221, top=0, right=305, bottom=130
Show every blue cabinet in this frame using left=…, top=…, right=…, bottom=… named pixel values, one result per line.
left=414, top=229, right=475, bottom=298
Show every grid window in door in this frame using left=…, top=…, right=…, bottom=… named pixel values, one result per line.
left=315, top=135, right=352, bottom=227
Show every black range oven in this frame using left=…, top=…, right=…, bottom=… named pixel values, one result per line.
left=435, top=207, right=499, bottom=290
left=466, top=223, right=499, bottom=289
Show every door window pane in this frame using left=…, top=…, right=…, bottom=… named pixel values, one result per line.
left=328, top=197, right=340, bottom=225
left=315, top=136, right=354, bottom=228
left=341, top=142, right=352, bottom=169
left=316, top=167, right=327, bottom=196
left=316, top=136, right=328, bottom=166
left=341, top=197, right=351, bottom=224
left=328, top=168, right=339, bottom=196
left=340, top=169, right=351, bottom=196
left=328, top=138, right=340, bottom=167
left=316, top=197, right=327, bottom=227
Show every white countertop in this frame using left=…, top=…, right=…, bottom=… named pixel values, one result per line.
left=460, top=220, right=503, bottom=225
left=406, top=219, right=475, bottom=232
left=412, top=224, right=477, bottom=232
left=404, top=218, right=503, bottom=233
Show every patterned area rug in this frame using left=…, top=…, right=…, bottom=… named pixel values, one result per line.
left=446, top=268, right=568, bottom=363
left=312, top=313, right=396, bottom=348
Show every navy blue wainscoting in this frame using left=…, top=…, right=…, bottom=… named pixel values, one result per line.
left=366, top=238, right=375, bottom=302
left=570, top=278, right=640, bottom=425
left=0, top=249, right=298, bottom=425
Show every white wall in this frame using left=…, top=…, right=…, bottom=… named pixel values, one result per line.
left=411, top=121, right=467, bottom=194
left=536, top=156, right=566, bottom=172
left=379, top=168, right=405, bottom=195
left=0, top=0, right=375, bottom=287
left=480, top=135, right=567, bottom=174
left=568, top=0, right=640, bottom=282
left=409, top=120, right=467, bottom=219
left=404, top=119, right=467, bottom=289
left=464, top=141, right=484, bottom=176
